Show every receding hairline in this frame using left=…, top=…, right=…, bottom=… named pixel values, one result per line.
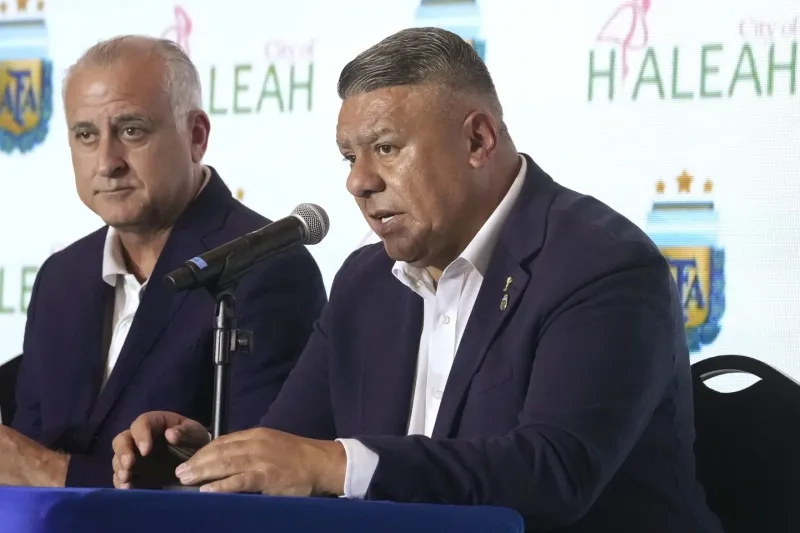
left=62, top=35, right=203, bottom=119
left=63, top=44, right=165, bottom=91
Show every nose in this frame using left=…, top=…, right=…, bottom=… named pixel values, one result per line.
left=96, top=135, right=128, bottom=179
left=346, top=157, right=385, bottom=199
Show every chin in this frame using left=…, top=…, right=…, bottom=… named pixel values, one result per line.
left=381, top=239, right=425, bottom=265
left=100, top=214, right=147, bottom=230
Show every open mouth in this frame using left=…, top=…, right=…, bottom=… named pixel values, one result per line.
left=369, top=211, right=403, bottom=234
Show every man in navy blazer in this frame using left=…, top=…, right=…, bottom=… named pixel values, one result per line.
left=0, top=36, right=325, bottom=488
left=113, top=28, right=723, bottom=532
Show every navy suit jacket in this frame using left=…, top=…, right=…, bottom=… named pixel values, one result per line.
left=261, top=155, right=724, bottom=532
left=13, top=168, right=326, bottom=488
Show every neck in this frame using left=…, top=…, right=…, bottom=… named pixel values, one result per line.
left=118, top=229, right=172, bottom=282
left=424, top=150, right=521, bottom=281
left=116, top=165, right=207, bottom=282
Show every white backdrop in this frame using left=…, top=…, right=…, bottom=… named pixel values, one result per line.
left=1, top=0, right=799, bottom=386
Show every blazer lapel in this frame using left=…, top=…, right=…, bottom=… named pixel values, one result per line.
left=56, top=246, right=114, bottom=430
left=87, top=238, right=192, bottom=427
left=88, top=169, right=232, bottom=427
left=432, top=153, right=557, bottom=438
left=359, top=276, right=423, bottom=435
left=432, top=248, right=529, bottom=438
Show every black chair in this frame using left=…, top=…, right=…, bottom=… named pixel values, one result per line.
left=0, top=354, right=21, bottom=425
left=692, top=354, right=800, bottom=533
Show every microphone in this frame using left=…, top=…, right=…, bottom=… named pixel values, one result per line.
left=165, top=203, right=329, bottom=292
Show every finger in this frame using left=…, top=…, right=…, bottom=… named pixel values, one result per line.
left=177, top=441, right=253, bottom=485
left=111, top=434, right=137, bottom=475
left=111, top=453, right=131, bottom=472
left=129, top=416, right=155, bottom=456
left=165, top=421, right=211, bottom=449
left=129, top=411, right=187, bottom=456
left=111, top=455, right=131, bottom=485
left=111, top=431, right=137, bottom=464
left=199, top=472, right=259, bottom=494
left=116, top=467, right=131, bottom=485
left=113, top=471, right=132, bottom=490
left=205, top=427, right=264, bottom=446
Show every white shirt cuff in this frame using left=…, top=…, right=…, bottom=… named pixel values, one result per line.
left=336, top=438, right=379, bottom=499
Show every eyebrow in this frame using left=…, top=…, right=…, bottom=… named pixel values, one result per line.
left=69, top=113, right=153, bottom=133
left=336, top=127, right=396, bottom=149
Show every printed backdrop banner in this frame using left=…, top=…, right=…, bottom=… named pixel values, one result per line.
left=1, top=0, right=798, bottom=388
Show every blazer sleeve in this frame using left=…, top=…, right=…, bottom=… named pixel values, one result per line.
left=355, top=245, right=679, bottom=530
left=11, top=255, right=50, bottom=439
left=257, top=248, right=366, bottom=439
left=226, top=246, right=328, bottom=433
left=64, top=454, right=114, bottom=487
left=13, top=258, right=114, bottom=488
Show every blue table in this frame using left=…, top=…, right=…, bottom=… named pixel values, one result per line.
left=0, top=487, right=524, bottom=533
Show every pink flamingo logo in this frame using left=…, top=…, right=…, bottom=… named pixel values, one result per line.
left=161, top=6, right=192, bottom=57
left=596, top=0, right=652, bottom=80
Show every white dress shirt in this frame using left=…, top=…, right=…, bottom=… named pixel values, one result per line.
left=99, top=167, right=210, bottom=389
left=100, top=227, right=147, bottom=389
left=338, top=155, right=528, bottom=498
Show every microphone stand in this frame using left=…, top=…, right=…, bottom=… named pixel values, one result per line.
left=208, top=286, right=253, bottom=440
left=205, top=247, right=255, bottom=440
left=163, top=253, right=253, bottom=491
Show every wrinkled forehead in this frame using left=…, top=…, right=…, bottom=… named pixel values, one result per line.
left=336, top=85, right=440, bottom=147
left=64, top=60, right=170, bottom=122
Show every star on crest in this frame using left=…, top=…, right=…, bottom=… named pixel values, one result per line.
left=677, top=170, right=693, bottom=193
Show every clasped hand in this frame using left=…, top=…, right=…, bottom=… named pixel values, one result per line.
left=111, top=411, right=346, bottom=495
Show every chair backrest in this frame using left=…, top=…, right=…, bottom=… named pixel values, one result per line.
left=692, top=354, right=800, bottom=533
left=0, top=355, right=22, bottom=425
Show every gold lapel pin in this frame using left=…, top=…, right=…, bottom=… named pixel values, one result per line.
left=500, top=276, right=513, bottom=310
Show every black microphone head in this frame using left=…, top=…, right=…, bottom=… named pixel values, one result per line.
left=291, top=203, right=329, bottom=245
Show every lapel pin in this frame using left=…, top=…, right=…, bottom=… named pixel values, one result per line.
left=500, top=276, right=513, bottom=311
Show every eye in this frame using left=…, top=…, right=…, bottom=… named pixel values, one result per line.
left=121, top=127, right=145, bottom=140
left=342, top=154, right=355, bottom=165
left=376, top=144, right=393, bottom=155
left=74, top=131, right=96, bottom=143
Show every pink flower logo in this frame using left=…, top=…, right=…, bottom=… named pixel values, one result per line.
left=596, top=0, right=652, bottom=80
left=161, top=5, right=192, bottom=57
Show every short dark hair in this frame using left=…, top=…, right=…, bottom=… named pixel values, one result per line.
left=337, top=27, right=504, bottom=123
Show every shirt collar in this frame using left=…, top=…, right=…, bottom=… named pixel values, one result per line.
left=102, top=226, right=128, bottom=286
left=392, top=154, right=527, bottom=288
left=101, top=166, right=211, bottom=287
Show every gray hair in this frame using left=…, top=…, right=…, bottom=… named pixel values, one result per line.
left=338, top=27, right=507, bottom=134
left=62, top=35, right=202, bottom=123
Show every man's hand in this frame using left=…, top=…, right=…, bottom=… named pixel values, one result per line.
left=174, top=427, right=346, bottom=496
left=0, top=425, right=68, bottom=487
left=111, top=411, right=210, bottom=489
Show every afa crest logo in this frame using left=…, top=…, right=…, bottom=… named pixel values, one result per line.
left=414, top=0, right=486, bottom=61
left=0, top=0, right=53, bottom=154
left=646, top=171, right=726, bottom=353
